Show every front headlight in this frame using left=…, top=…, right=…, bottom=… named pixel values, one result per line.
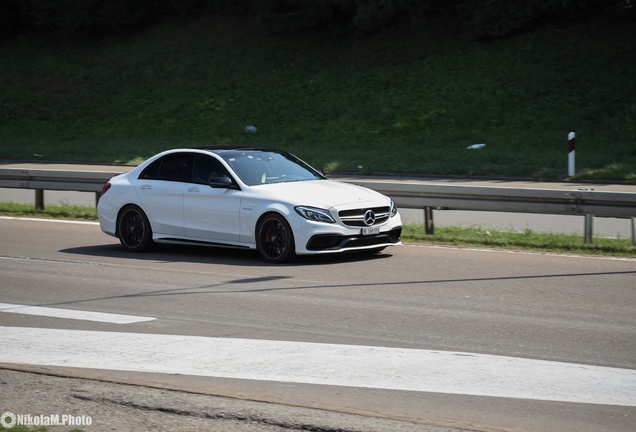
left=295, top=206, right=336, bottom=223
left=390, top=199, right=398, bottom=217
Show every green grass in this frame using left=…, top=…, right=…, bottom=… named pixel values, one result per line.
left=403, top=224, right=636, bottom=258
left=1, top=202, right=633, bottom=257
left=0, top=15, right=634, bottom=180
left=0, top=202, right=97, bottom=220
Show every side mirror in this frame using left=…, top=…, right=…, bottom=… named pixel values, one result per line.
left=209, top=175, right=234, bottom=189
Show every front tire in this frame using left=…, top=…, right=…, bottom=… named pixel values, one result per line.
left=117, top=205, right=153, bottom=252
left=256, top=213, right=295, bottom=263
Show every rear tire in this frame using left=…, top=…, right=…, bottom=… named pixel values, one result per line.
left=117, top=205, right=153, bottom=252
left=256, top=213, right=295, bottom=263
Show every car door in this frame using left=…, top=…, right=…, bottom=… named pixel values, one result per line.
left=183, top=154, right=242, bottom=243
left=135, top=153, right=190, bottom=237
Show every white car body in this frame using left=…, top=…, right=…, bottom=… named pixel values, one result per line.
left=98, top=148, right=402, bottom=262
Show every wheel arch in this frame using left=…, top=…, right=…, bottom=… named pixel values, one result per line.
left=254, top=210, right=297, bottom=263
left=115, top=203, right=151, bottom=238
left=254, top=205, right=297, bottom=237
left=255, top=208, right=290, bottom=228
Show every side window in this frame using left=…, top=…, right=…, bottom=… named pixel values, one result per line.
left=139, top=154, right=191, bottom=182
left=190, top=155, right=229, bottom=185
left=139, top=158, right=161, bottom=180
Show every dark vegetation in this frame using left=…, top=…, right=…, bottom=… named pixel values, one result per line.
left=0, top=0, right=634, bottom=180
left=1, top=0, right=626, bottom=39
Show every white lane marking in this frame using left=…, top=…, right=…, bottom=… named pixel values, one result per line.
left=407, top=243, right=636, bottom=262
left=1, top=327, right=634, bottom=407
left=0, top=304, right=155, bottom=324
left=0, top=255, right=105, bottom=266
left=0, top=216, right=99, bottom=225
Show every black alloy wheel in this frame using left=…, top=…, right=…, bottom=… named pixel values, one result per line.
left=256, top=213, right=295, bottom=263
left=117, top=205, right=153, bottom=252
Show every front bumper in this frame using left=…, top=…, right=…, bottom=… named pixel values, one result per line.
left=306, top=227, right=402, bottom=251
left=292, top=210, right=403, bottom=255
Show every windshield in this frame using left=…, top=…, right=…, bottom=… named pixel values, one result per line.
left=216, top=149, right=325, bottom=186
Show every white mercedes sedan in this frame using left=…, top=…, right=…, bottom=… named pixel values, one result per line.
left=98, top=147, right=402, bottom=263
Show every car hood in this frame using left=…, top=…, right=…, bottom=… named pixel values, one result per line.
left=252, top=180, right=390, bottom=209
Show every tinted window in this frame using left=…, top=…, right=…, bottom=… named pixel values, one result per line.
left=139, top=154, right=191, bottom=182
left=190, top=155, right=229, bottom=184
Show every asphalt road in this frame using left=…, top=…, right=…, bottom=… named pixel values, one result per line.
left=1, top=217, right=635, bottom=431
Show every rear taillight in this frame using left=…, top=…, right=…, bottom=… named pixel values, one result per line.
left=101, top=183, right=112, bottom=196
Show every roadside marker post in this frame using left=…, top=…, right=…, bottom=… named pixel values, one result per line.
left=568, top=132, right=576, bottom=177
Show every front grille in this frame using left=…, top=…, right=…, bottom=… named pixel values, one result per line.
left=306, top=227, right=402, bottom=251
left=338, top=206, right=391, bottom=227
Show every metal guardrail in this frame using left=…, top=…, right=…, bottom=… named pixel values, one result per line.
left=348, top=180, right=636, bottom=219
left=345, top=179, right=636, bottom=244
left=1, top=167, right=635, bottom=244
left=0, top=168, right=114, bottom=209
left=0, top=168, right=114, bottom=192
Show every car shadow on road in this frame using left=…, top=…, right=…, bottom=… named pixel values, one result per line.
left=59, top=243, right=394, bottom=267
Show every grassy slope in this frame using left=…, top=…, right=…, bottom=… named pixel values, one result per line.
left=0, top=14, right=634, bottom=180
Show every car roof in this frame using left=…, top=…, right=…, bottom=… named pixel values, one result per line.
left=191, top=146, right=279, bottom=154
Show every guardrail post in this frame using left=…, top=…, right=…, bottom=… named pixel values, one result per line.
left=584, top=213, right=593, bottom=244
left=35, top=189, right=44, bottom=210
left=424, top=207, right=434, bottom=235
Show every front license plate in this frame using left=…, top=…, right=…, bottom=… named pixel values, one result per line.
left=361, top=227, right=380, bottom=236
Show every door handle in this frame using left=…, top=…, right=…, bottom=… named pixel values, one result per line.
left=140, top=184, right=152, bottom=190
left=187, top=187, right=200, bottom=193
